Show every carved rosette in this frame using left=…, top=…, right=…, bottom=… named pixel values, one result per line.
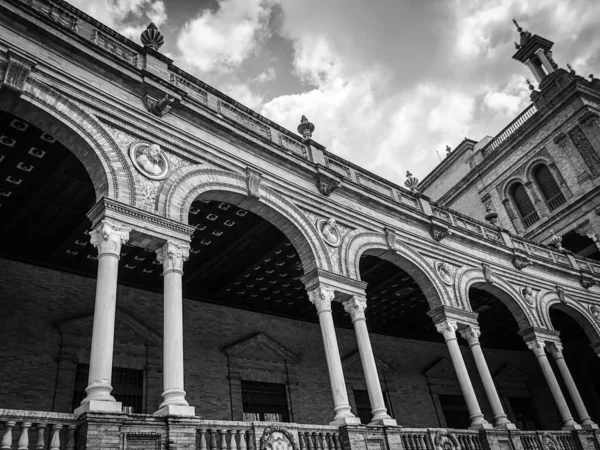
left=156, top=240, right=190, bottom=275
left=308, top=286, right=335, bottom=314
left=89, top=220, right=131, bottom=258
left=433, top=429, right=459, bottom=450
left=590, top=305, right=600, bottom=323
left=459, top=325, right=481, bottom=346
left=435, top=320, right=458, bottom=341
left=343, top=296, right=367, bottom=323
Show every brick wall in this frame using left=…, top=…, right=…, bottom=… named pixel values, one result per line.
left=0, top=258, right=562, bottom=428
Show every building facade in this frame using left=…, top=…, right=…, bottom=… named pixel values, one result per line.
left=1, top=2, right=600, bottom=449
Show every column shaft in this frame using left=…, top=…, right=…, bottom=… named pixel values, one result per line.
left=344, top=298, right=394, bottom=424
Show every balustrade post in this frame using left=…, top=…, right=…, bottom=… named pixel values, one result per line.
left=525, top=339, right=580, bottom=429
left=155, top=240, right=195, bottom=415
left=230, top=430, right=238, bottom=450
left=238, top=430, right=247, bottom=450
left=35, top=424, right=46, bottom=450
left=547, top=342, right=598, bottom=429
left=18, top=422, right=31, bottom=450
left=343, top=296, right=396, bottom=425
left=219, top=429, right=227, bottom=450
left=76, top=220, right=130, bottom=414
left=247, top=429, right=255, bottom=450
left=66, top=425, right=76, bottom=450
left=307, top=286, right=358, bottom=425
left=435, top=320, right=491, bottom=429
left=210, top=429, right=218, bottom=450
left=49, top=424, right=61, bottom=450
left=459, top=326, right=515, bottom=429
left=199, top=429, right=207, bottom=450
left=307, top=431, right=314, bottom=450
left=333, top=432, right=341, bottom=450
left=2, top=421, right=15, bottom=450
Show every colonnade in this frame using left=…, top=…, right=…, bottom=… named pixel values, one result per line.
left=74, top=219, right=598, bottom=431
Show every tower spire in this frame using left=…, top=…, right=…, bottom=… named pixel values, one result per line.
left=512, top=20, right=556, bottom=83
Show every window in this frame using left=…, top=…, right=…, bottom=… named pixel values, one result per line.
left=569, top=126, right=600, bottom=176
left=508, top=397, right=541, bottom=430
left=241, top=380, right=289, bottom=422
left=353, top=389, right=393, bottom=425
left=510, top=183, right=539, bottom=228
left=438, top=394, right=470, bottom=429
left=72, top=363, right=144, bottom=413
left=533, top=165, right=565, bottom=211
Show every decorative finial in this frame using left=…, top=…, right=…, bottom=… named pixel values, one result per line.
left=513, top=19, right=522, bottom=32
left=514, top=42, right=521, bottom=50
left=526, top=78, right=534, bottom=91
left=297, top=115, right=315, bottom=140
left=484, top=204, right=499, bottom=227
left=549, top=230, right=565, bottom=252
left=567, top=64, right=576, bottom=75
left=404, top=170, right=419, bottom=192
left=445, top=145, right=452, bottom=154
left=141, top=23, right=164, bottom=51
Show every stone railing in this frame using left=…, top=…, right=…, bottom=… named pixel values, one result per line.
left=518, top=431, right=577, bottom=450
left=480, top=104, right=538, bottom=157
left=0, top=409, right=77, bottom=450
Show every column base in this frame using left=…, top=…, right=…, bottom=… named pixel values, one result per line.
left=581, top=421, right=599, bottom=430
left=469, top=421, right=493, bottom=430
left=330, top=416, right=362, bottom=426
left=369, top=418, right=398, bottom=426
left=494, top=422, right=517, bottom=430
left=74, top=400, right=122, bottom=416
left=562, top=423, right=582, bottom=430
left=154, top=405, right=196, bottom=416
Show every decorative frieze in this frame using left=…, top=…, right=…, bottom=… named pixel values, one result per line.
left=91, top=30, right=139, bottom=67
left=219, top=101, right=272, bottom=140
left=278, top=133, right=307, bottom=157
left=170, top=73, right=208, bottom=104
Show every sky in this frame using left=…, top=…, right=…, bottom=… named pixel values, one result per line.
left=65, top=0, right=600, bottom=182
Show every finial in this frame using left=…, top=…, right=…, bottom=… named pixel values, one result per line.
left=548, top=230, right=565, bottom=252
left=404, top=171, right=419, bottom=192
left=297, top=115, right=315, bottom=140
left=513, top=19, right=522, bottom=32
left=567, top=64, right=576, bottom=75
left=141, top=23, right=164, bottom=51
left=526, top=78, right=534, bottom=91
left=446, top=145, right=451, bottom=154
left=484, top=204, right=499, bottom=227
left=514, top=42, right=521, bottom=50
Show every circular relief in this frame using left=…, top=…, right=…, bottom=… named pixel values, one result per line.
left=435, top=261, right=454, bottom=286
left=591, top=304, right=600, bottom=323
left=317, top=218, right=341, bottom=247
left=130, top=141, right=169, bottom=180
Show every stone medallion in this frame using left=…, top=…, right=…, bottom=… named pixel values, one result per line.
left=259, top=425, right=298, bottom=450
left=522, top=286, right=535, bottom=307
left=130, top=141, right=169, bottom=180
left=591, top=304, right=600, bottom=323
left=435, top=261, right=454, bottom=286
left=433, top=430, right=459, bottom=450
left=317, top=218, right=342, bottom=247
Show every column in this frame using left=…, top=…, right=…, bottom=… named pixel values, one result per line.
left=436, top=320, right=491, bottom=429
left=459, top=326, right=515, bottom=429
left=308, top=286, right=359, bottom=425
left=343, top=297, right=396, bottom=425
left=547, top=342, right=597, bottom=429
left=155, top=240, right=195, bottom=416
left=534, top=48, right=555, bottom=74
left=75, top=220, right=130, bottom=415
left=525, top=339, right=580, bottom=429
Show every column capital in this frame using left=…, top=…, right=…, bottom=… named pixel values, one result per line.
left=525, top=339, right=547, bottom=357
left=436, top=320, right=458, bottom=341
left=89, top=219, right=131, bottom=257
left=459, top=325, right=481, bottom=346
left=343, top=296, right=367, bottom=323
left=308, top=286, right=335, bottom=314
left=156, top=240, right=190, bottom=275
left=547, top=341, right=564, bottom=359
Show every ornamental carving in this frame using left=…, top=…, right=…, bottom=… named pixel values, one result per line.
left=259, top=425, right=298, bottom=450
left=435, top=261, right=454, bottom=286
left=432, top=429, right=459, bottom=450
left=308, top=286, right=334, bottom=313
left=343, top=297, right=367, bottom=322
left=540, top=432, right=559, bottom=450
left=245, top=167, right=262, bottom=199
left=130, top=142, right=169, bottom=180
left=156, top=240, right=190, bottom=274
left=590, top=305, right=600, bottom=323
left=89, top=220, right=131, bottom=257
left=521, top=286, right=536, bottom=307
left=317, top=218, right=342, bottom=247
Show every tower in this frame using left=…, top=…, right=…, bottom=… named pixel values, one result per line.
left=512, top=19, right=558, bottom=83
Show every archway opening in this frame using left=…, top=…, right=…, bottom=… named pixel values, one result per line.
left=549, top=307, right=600, bottom=422
left=560, top=230, right=600, bottom=261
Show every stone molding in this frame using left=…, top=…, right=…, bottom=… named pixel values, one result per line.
left=428, top=305, right=479, bottom=330
left=1, top=50, right=36, bottom=96
left=301, top=268, right=367, bottom=297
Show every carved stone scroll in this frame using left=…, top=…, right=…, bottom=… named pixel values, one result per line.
left=1, top=51, right=36, bottom=97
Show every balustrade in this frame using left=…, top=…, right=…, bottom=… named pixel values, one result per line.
left=1, top=410, right=76, bottom=450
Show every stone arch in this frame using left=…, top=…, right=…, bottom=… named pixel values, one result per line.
left=524, top=157, right=554, bottom=182
left=454, top=267, right=537, bottom=330
left=340, top=230, right=451, bottom=309
left=501, top=176, right=527, bottom=201
left=539, top=291, right=600, bottom=344
left=3, top=79, right=136, bottom=204
left=156, top=166, right=329, bottom=274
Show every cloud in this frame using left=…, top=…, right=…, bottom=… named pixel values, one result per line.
left=176, top=0, right=276, bottom=73
left=223, top=83, right=265, bottom=110
left=65, top=0, right=167, bottom=40
left=253, top=67, right=276, bottom=84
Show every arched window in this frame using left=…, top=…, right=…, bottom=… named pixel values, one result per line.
left=533, top=164, right=565, bottom=211
left=510, top=183, right=539, bottom=228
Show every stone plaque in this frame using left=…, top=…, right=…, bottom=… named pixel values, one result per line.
left=124, top=432, right=161, bottom=450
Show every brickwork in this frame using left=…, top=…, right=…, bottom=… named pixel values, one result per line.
left=0, top=258, right=562, bottom=429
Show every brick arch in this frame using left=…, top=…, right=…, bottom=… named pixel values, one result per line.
left=525, top=157, right=554, bottom=182
left=340, top=230, right=450, bottom=309
left=7, top=79, right=136, bottom=204
left=501, top=176, right=528, bottom=201
left=157, top=166, right=329, bottom=274
left=539, top=291, right=600, bottom=344
left=454, top=267, right=537, bottom=330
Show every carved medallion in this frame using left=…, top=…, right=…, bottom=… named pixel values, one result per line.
left=433, top=430, right=459, bottom=450
left=259, top=425, right=298, bottom=450
left=540, top=433, right=559, bottom=450
left=435, top=261, right=454, bottom=286
left=317, top=218, right=342, bottom=247
left=521, top=286, right=536, bottom=307
left=590, top=305, right=600, bottom=323
left=130, top=142, right=169, bottom=180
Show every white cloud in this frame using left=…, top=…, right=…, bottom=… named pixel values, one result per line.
left=177, top=0, right=276, bottom=73
left=253, top=67, right=276, bottom=84
left=483, top=75, right=529, bottom=117
left=223, top=83, right=265, bottom=110
left=65, top=0, right=167, bottom=40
